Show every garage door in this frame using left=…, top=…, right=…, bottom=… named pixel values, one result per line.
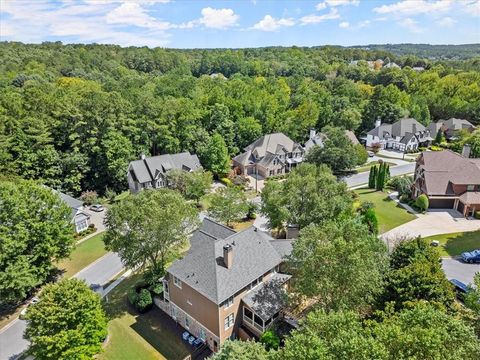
left=429, top=198, right=455, bottom=209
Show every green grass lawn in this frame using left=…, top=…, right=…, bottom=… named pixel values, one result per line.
left=423, top=231, right=480, bottom=257
left=57, top=232, right=108, bottom=278
left=355, top=188, right=416, bottom=234
left=99, top=274, right=190, bottom=360
left=356, top=161, right=396, bottom=173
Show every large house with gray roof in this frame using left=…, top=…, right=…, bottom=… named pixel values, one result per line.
left=155, top=218, right=293, bottom=352
left=232, top=133, right=304, bottom=178
left=366, top=118, right=432, bottom=152
left=127, top=152, right=201, bottom=193
left=413, top=149, right=480, bottom=216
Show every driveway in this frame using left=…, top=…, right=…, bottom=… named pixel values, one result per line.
left=343, top=162, right=415, bottom=188
left=442, top=257, right=480, bottom=286
left=381, top=209, right=480, bottom=241
left=84, top=207, right=106, bottom=232
left=0, top=252, right=124, bottom=360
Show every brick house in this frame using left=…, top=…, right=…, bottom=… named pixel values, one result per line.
left=155, top=218, right=293, bottom=352
left=412, top=149, right=480, bottom=216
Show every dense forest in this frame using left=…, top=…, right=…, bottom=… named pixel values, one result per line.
left=1, top=42, right=479, bottom=195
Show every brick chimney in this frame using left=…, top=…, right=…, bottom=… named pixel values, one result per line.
left=375, top=118, right=381, bottom=128
left=462, top=144, right=471, bottom=158
left=223, top=244, right=233, bottom=269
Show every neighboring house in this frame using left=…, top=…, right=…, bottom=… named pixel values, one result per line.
left=427, top=118, right=476, bottom=141
left=156, top=218, right=293, bottom=352
left=304, top=129, right=360, bottom=152
left=56, top=191, right=90, bottom=233
left=232, top=133, right=304, bottom=178
left=127, top=152, right=201, bottom=193
left=383, top=62, right=401, bottom=69
left=412, top=149, right=480, bottom=216
left=366, top=118, right=432, bottom=151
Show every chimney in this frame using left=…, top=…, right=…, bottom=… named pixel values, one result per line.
left=412, top=123, right=417, bottom=134
left=309, top=129, right=316, bottom=140
left=375, top=118, right=381, bottom=128
left=140, top=153, right=146, bottom=160
left=462, top=144, right=471, bottom=158
left=223, top=244, right=233, bottom=269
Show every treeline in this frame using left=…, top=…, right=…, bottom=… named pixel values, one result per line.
left=0, top=42, right=479, bottom=195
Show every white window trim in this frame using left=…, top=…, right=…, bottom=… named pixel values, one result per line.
left=224, top=313, right=234, bottom=330
left=224, top=296, right=234, bottom=309
left=173, top=276, right=182, bottom=289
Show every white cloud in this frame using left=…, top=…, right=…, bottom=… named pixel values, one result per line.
left=317, top=0, right=359, bottom=9
left=339, top=21, right=350, bottom=28
left=252, top=15, right=295, bottom=31
left=198, top=7, right=239, bottom=29
left=398, top=17, right=424, bottom=33
left=436, top=16, right=456, bottom=27
left=463, top=0, right=480, bottom=16
left=315, top=2, right=327, bottom=10
left=358, top=19, right=371, bottom=28
left=374, top=0, right=452, bottom=16
left=300, top=8, right=340, bottom=24
left=106, top=2, right=171, bottom=30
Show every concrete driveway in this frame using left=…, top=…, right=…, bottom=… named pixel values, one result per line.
left=84, top=207, right=106, bottom=232
left=382, top=209, right=480, bottom=241
left=442, top=257, right=480, bottom=286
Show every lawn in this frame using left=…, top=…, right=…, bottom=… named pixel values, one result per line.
left=99, top=274, right=191, bottom=360
left=423, top=231, right=480, bottom=257
left=57, top=232, right=108, bottom=278
left=356, top=161, right=396, bottom=173
left=355, top=188, right=416, bottom=234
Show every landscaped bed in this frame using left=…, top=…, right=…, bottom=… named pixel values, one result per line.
left=100, top=273, right=191, bottom=360
left=354, top=188, right=416, bottom=234
left=423, top=230, right=480, bottom=257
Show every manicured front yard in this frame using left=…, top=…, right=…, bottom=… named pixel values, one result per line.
left=423, top=231, right=480, bottom=257
left=100, top=274, right=190, bottom=360
left=57, top=232, right=108, bottom=278
left=355, top=188, right=416, bottom=234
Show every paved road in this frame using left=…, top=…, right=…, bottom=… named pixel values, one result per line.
left=343, top=163, right=415, bottom=188
left=0, top=253, right=123, bottom=360
left=442, top=258, right=480, bottom=286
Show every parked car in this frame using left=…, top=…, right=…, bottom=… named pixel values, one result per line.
left=367, top=151, right=375, bottom=157
left=90, top=204, right=104, bottom=212
left=19, top=296, right=39, bottom=319
left=449, top=279, right=469, bottom=301
left=461, top=249, right=480, bottom=263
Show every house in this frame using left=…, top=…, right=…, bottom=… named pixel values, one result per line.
left=366, top=118, right=433, bottom=152
left=412, top=149, right=480, bottom=216
left=383, top=62, right=401, bottom=69
left=56, top=191, right=90, bottom=233
left=156, top=218, right=293, bottom=352
left=127, top=152, right=201, bottom=193
left=427, top=118, right=476, bottom=141
left=304, top=129, right=360, bottom=152
left=232, top=133, right=304, bottom=178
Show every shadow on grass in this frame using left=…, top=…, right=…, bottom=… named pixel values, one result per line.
left=103, top=273, right=143, bottom=320
left=130, top=307, right=191, bottom=360
left=443, top=232, right=480, bottom=257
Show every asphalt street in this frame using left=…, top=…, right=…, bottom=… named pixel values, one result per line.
left=442, top=258, right=480, bottom=286
left=0, top=252, right=123, bottom=360
left=342, top=162, right=415, bottom=188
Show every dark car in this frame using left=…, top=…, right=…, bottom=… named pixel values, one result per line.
left=461, top=249, right=480, bottom=263
left=449, top=279, right=469, bottom=301
left=90, top=204, right=105, bottom=212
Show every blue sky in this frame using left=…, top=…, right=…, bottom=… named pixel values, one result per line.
left=1, top=0, right=479, bottom=48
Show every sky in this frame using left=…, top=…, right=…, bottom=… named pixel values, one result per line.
left=0, top=0, right=479, bottom=48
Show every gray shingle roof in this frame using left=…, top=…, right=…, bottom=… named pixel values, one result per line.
left=168, top=219, right=293, bottom=304
left=58, top=191, right=83, bottom=210
left=244, top=133, right=296, bottom=158
left=128, top=152, right=201, bottom=184
left=242, top=273, right=291, bottom=321
left=369, top=118, right=426, bottom=140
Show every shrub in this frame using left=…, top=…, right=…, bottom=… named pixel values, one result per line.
left=430, top=145, right=443, bottom=151
left=135, top=289, right=153, bottom=313
left=416, top=194, right=429, bottom=212
left=475, top=211, right=480, bottom=220
left=148, top=283, right=163, bottom=297
left=247, top=202, right=258, bottom=220
left=260, top=329, right=280, bottom=350
left=220, top=177, right=232, bottom=186
left=80, top=190, right=98, bottom=205
left=128, top=288, right=138, bottom=305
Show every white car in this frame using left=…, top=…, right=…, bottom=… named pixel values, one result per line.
left=367, top=151, right=375, bottom=157
left=19, top=296, right=39, bottom=319
left=90, top=204, right=105, bottom=212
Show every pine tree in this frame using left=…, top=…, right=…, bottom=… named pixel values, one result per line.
left=386, top=164, right=391, bottom=181
left=372, top=165, right=378, bottom=189
left=376, top=163, right=384, bottom=191
left=368, top=166, right=375, bottom=189
left=434, top=128, right=445, bottom=145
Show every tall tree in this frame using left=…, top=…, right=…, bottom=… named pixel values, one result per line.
left=289, top=218, right=388, bottom=312
left=24, top=279, right=108, bottom=360
left=208, top=185, right=248, bottom=227
left=104, top=189, right=198, bottom=283
left=0, top=180, right=74, bottom=306
left=199, top=133, right=231, bottom=178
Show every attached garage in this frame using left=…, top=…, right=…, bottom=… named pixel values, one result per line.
left=428, top=198, right=455, bottom=209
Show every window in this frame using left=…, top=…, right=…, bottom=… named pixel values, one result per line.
left=224, top=313, right=234, bottom=330
left=269, top=170, right=274, bottom=176
left=273, top=159, right=277, bottom=165
left=76, top=219, right=88, bottom=232
left=467, top=185, right=475, bottom=191
left=173, top=276, right=182, bottom=289
left=244, top=307, right=253, bottom=321
left=199, top=328, right=206, bottom=341
left=223, top=296, right=233, bottom=309
left=277, top=169, right=282, bottom=174
left=185, top=316, right=190, bottom=329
